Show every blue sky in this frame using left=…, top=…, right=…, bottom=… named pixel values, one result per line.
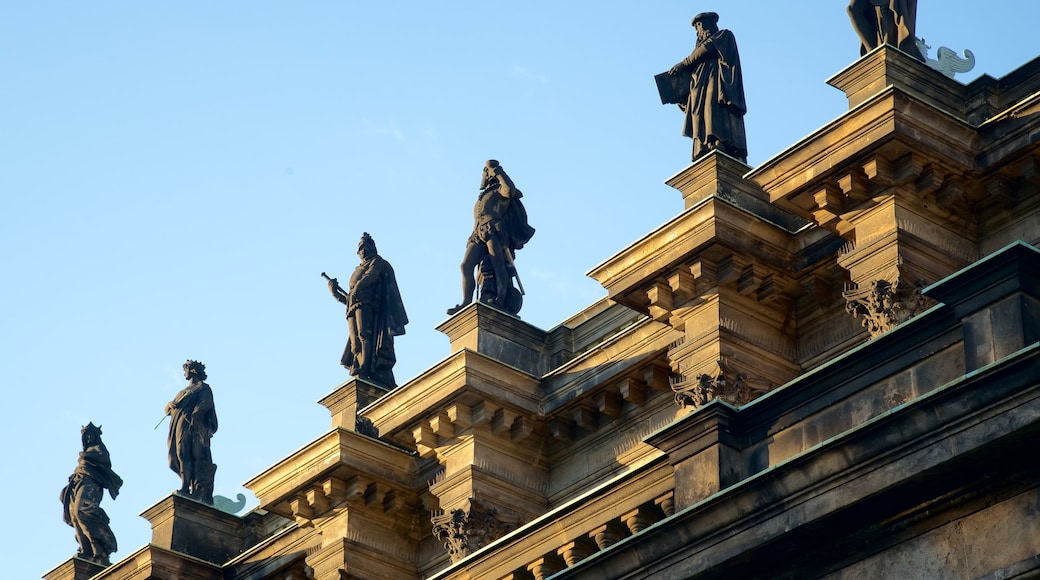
left=3, top=2, right=1038, bottom=575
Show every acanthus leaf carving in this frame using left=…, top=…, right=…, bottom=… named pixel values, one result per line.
left=670, top=360, right=768, bottom=409
left=431, top=498, right=518, bottom=563
left=843, top=278, right=932, bottom=338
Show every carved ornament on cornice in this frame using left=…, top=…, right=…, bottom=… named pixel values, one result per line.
left=431, top=498, right=518, bottom=563
left=843, top=278, right=931, bottom=337
left=670, top=360, right=768, bottom=409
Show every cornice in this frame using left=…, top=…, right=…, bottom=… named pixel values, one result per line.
left=243, top=427, right=417, bottom=515
left=363, top=348, right=542, bottom=438
left=748, top=88, right=976, bottom=213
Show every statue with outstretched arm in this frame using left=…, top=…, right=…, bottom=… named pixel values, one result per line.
left=324, top=232, right=408, bottom=388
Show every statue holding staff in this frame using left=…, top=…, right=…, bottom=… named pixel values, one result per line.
left=165, top=359, right=218, bottom=504
left=324, top=232, right=408, bottom=388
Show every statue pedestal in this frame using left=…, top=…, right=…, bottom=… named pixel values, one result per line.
left=42, top=557, right=106, bottom=580
left=437, top=302, right=548, bottom=376
left=318, top=377, right=392, bottom=431
left=828, top=44, right=966, bottom=112
left=667, top=150, right=756, bottom=210
left=140, top=493, right=249, bottom=565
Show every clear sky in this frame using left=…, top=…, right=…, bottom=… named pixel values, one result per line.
left=3, top=2, right=1038, bottom=575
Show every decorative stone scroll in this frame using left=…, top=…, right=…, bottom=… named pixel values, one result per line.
left=843, top=278, right=931, bottom=337
left=915, top=38, right=975, bottom=79
left=431, top=499, right=518, bottom=563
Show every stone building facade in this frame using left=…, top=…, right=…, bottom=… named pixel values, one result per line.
left=46, top=46, right=1040, bottom=580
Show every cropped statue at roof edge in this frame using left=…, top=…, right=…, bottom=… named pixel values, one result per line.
left=847, top=0, right=925, bottom=62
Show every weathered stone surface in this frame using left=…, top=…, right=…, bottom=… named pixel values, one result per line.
left=318, top=377, right=392, bottom=433
left=47, top=21, right=1040, bottom=580
left=437, top=302, right=548, bottom=376
left=140, top=493, right=250, bottom=565
left=42, top=558, right=106, bottom=580
left=84, top=545, right=223, bottom=580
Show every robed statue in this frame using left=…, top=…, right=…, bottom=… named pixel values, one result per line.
left=60, top=422, right=122, bottom=565
left=658, top=12, right=748, bottom=163
left=447, top=160, right=535, bottom=316
left=847, top=0, right=924, bottom=61
left=165, top=359, right=218, bottom=504
left=324, top=232, right=408, bottom=388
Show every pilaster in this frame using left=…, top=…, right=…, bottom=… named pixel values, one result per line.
left=923, top=241, right=1040, bottom=372
left=749, top=48, right=988, bottom=338
left=644, top=402, right=741, bottom=511
left=359, top=311, right=551, bottom=567
left=589, top=154, right=809, bottom=409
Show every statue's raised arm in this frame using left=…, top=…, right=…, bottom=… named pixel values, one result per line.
left=448, top=160, right=535, bottom=317
left=327, top=233, right=408, bottom=388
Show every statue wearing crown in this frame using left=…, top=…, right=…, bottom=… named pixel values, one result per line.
left=60, top=422, right=122, bottom=565
left=165, top=359, right=218, bottom=504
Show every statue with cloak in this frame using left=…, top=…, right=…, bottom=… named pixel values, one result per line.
left=60, top=422, right=122, bottom=565
left=658, top=12, right=748, bottom=163
left=325, top=232, right=409, bottom=388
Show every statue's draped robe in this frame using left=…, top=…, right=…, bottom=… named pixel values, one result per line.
left=500, top=192, right=535, bottom=254
left=848, top=0, right=923, bottom=61
left=676, top=29, right=747, bottom=162
left=61, top=442, right=122, bottom=560
left=342, top=255, right=408, bottom=387
left=167, top=382, right=218, bottom=498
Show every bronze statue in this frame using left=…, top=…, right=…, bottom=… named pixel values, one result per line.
left=60, top=423, right=122, bottom=565
left=447, top=160, right=535, bottom=316
left=847, top=0, right=925, bottom=61
left=659, top=12, right=748, bottom=164
left=324, top=232, right=408, bottom=387
left=165, top=359, right=218, bottom=504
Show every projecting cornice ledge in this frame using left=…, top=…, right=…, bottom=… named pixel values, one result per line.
left=243, top=427, right=417, bottom=519
left=747, top=88, right=977, bottom=216
left=587, top=197, right=795, bottom=313
left=363, top=348, right=542, bottom=438
left=555, top=345, right=1040, bottom=579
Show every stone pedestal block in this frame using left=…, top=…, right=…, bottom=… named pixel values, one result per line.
left=438, top=302, right=548, bottom=376
left=141, top=493, right=248, bottom=565
left=319, top=377, right=392, bottom=432
left=828, top=44, right=965, bottom=112
left=42, top=557, right=106, bottom=580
